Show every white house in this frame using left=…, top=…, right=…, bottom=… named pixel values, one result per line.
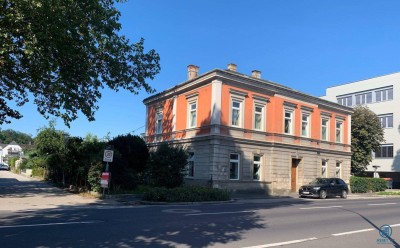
left=0, top=141, right=23, bottom=164
left=322, top=72, right=400, bottom=187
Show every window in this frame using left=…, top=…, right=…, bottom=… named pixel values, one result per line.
left=253, top=156, right=262, bottom=180
left=337, top=96, right=352, bottom=107
left=355, top=92, right=372, bottom=105
left=284, top=110, right=293, bottom=134
left=322, top=160, right=327, bottom=178
left=321, top=118, right=329, bottom=141
left=187, top=152, right=195, bottom=177
left=378, top=114, right=393, bottom=128
left=336, top=121, right=342, bottom=143
left=188, top=101, right=197, bottom=128
left=375, top=88, right=393, bottom=102
left=231, top=100, right=242, bottom=127
left=254, top=105, right=264, bottom=130
left=375, top=145, right=394, bottom=158
left=336, top=162, right=341, bottom=178
left=155, top=109, right=163, bottom=134
left=229, top=153, right=240, bottom=180
left=301, top=113, right=310, bottom=137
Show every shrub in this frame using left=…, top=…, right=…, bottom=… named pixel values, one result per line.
left=146, top=143, right=188, bottom=188
left=87, top=162, right=104, bottom=192
left=350, top=176, right=386, bottom=193
left=142, top=186, right=231, bottom=202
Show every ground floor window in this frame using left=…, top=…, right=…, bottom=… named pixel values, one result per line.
left=187, top=152, right=195, bottom=177
left=230, top=153, right=240, bottom=180
left=253, top=155, right=262, bottom=180
left=322, top=160, right=327, bottom=178
left=336, top=162, right=341, bottom=178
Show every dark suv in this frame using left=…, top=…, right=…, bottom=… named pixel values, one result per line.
left=299, top=178, right=349, bottom=199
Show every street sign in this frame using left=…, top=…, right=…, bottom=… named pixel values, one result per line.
left=100, top=172, right=110, bottom=188
left=103, top=149, right=114, bottom=162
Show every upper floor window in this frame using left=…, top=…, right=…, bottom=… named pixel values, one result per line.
left=355, top=92, right=372, bottom=105
left=188, top=101, right=197, bottom=128
left=321, top=118, right=329, bottom=141
left=229, top=153, right=240, bottom=180
left=254, top=104, right=264, bottom=131
left=231, top=100, right=242, bottom=127
left=336, top=121, right=343, bottom=143
left=253, top=155, right=262, bottom=180
left=155, top=109, right=163, bottom=134
left=375, top=88, right=393, bottom=102
left=378, top=114, right=393, bottom=128
left=337, top=96, right=352, bottom=107
left=375, top=145, right=394, bottom=158
left=284, top=110, right=293, bottom=134
left=301, top=113, right=310, bottom=137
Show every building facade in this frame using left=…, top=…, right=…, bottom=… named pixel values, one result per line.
left=323, top=72, right=400, bottom=187
left=0, top=141, right=23, bottom=164
left=144, top=64, right=352, bottom=194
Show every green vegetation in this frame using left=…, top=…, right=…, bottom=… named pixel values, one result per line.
left=350, top=176, right=387, bottom=193
left=1, top=0, right=160, bottom=126
left=142, top=186, right=231, bottom=202
left=0, top=129, right=33, bottom=144
left=377, top=191, right=400, bottom=196
left=351, top=106, right=385, bottom=175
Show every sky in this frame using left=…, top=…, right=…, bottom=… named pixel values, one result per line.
left=2, top=0, right=400, bottom=139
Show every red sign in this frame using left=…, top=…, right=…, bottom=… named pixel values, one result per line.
left=101, top=172, right=110, bottom=180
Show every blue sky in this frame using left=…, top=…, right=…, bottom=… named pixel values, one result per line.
left=2, top=0, right=400, bottom=138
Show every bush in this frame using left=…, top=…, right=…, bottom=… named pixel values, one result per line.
left=142, top=186, right=231, bottom=202
left=350, top=176, right=387, bottom=193
left=87, top=162, right=104, bottom=192
left=146, top=143, right=188, bottom=188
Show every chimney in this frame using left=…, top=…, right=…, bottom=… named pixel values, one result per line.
left=251, top=70, right=261, bottom=79
left=227, top=63, right=237, bottom=72
left=187, top=65, right=199, bottom=80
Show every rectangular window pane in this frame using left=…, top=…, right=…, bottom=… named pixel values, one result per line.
left=284, top=111, right=292, bottom=134
left=253, top=156, right=261, bottom=180
left=336, top=122, right=342, bottom=143
left=388, top=88, right=393, bottom=100
left=302, top=114, right=309, bottom=137
left=376, top=91, right=381, bottom=102
left=367, top=92, right=372, bottom=103
left=254, top=113, right=262, bottom=130
left=388, top=115, right=393, bottom=128
left=230, top=153, right=240, bottom=180
left=231, top=101, right=241, bottom=127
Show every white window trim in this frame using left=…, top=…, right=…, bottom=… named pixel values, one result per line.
left=378, top=114, right=393, bottom=129
left=253, top=103, right=265, bottom=131
left=231, top=97, right=244, bottom=128
left=335, top=120, right=343, bottom=143
left=186, top=152, right=195, bottom=178
left=187, top=100, right=197, bottom=128
left=229, top=153, right=240, bottom=180
left=155, top=108, right=163, bottom=135
left=335, top=161, right=342, bottom=178
left=284, top=109, right=294, bottom=135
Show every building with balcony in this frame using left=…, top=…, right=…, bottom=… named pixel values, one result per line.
left=144, top=64, right=353, bottom=194
left=323, top=72, right=400, bottom=187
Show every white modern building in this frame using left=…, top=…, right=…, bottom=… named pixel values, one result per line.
left=322, top=72, right=400, bottom=188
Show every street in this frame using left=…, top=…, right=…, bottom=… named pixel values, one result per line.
left=1, top=171, right=399, bottom=248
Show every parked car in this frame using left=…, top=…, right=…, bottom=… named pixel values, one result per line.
left=299, top=178, right=349, bottom=199
left=0, top=164, right=10, bottom=171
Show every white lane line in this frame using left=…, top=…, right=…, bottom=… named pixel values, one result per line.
left=332, top=228, right=374, bottom=236
left=300, top=206, right=342, bottom=210
left=390, top=223, right=400, bottom=227
left=185, top=210, right=256, bottom=216
left=242, top=237, right=318, bottom=248
left=368, top=203, right=397, bottom=206
left=0, top=220, right=102, bottom=229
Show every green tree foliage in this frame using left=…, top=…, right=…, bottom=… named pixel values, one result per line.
left=351, top=106, right=385, bottom=175
left=0, top=129, right=33, bottom=144
left=146, top=143, right=188, bottom=188
left=0, top=0, right=160, bottom=126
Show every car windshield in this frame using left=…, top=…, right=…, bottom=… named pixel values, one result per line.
left=310, top=178, right=330, bottom=185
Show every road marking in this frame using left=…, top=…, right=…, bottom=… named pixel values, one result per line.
left=300, top=206, right=342, bottom=210
left=332, top=228, right=374, bottom=236
left=186, top=210, right=255, bottom=216
left=163, top=209, right=201, bottom=214
left=0, top=220, right=102, bottom=229
left=390, top=223, right=400, bottom=227
left=368, top=203, right=397, bottom=206
left=242, top=237, right=318, bottom=248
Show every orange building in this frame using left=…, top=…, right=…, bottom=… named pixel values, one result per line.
left=143, top=64, right=352, bottom=194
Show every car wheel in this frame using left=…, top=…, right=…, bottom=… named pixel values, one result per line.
left=319, top=190, right=327, bottom=199
left=341, top=190, right=347, bottom=199
left=299, top=195, right=306, bottom=198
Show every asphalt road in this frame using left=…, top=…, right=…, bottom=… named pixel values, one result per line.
left=1, top=171, right=400, bottom=248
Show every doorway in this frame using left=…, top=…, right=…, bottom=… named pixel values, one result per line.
left=291, top=158, right=301, bottom=192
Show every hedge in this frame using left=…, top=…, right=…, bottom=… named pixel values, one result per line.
left=350, top=176, right=387, bottom=193
left=142, top=186, right=231, bottom=202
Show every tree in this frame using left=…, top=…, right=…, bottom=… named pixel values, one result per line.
left=0, top=0, right=160, bottom=126
left=351, top=105, right=385, bottom=175
left=0, top=129, right=33, bottom=144
left=146, top=143, right=188, bottom=188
